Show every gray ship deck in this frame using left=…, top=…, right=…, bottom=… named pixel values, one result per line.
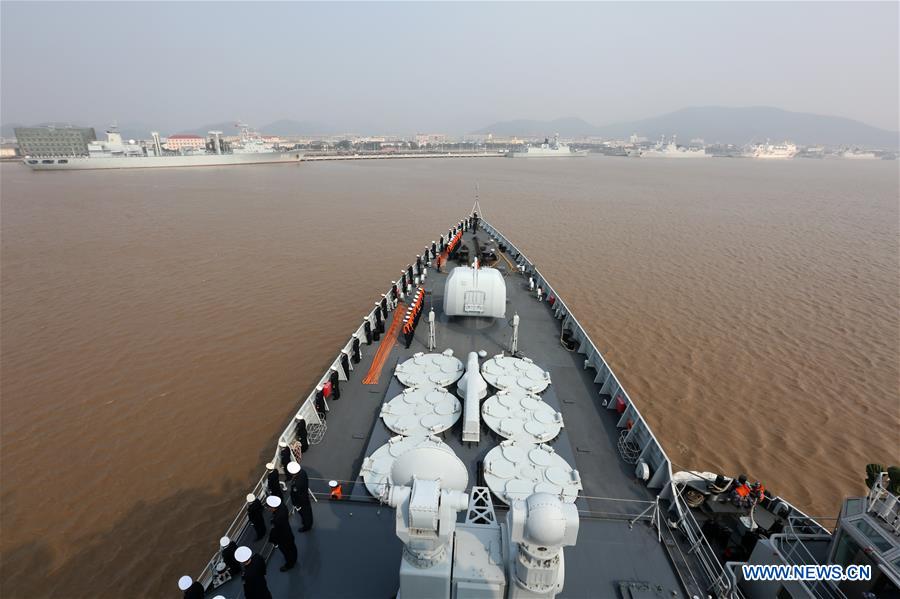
left=206, top=223, right=693, bottom=599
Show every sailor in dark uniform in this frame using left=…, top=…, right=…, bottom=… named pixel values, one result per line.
left=265, top=462, right=282, bottom=499
left=279, top=442, right=293, bottom=475
left=246, top=493, right=267, bottom=540
left=315, top=385, right=327, bottom=420
left=266, top=495, right=298, bottom=571
left=219, top=535, right=242, bottom=577
left=287, top=461, right=314, bottom=532
left=294, top=416, right=310, bottom=453
left=235, top=545, right=272, bottom=599
left=177, top=575, right=204, bottom=599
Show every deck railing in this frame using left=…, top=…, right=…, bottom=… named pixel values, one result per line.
left=670, top=483, right=742, bottom=597
left=478, top=218, right=674, bottom=490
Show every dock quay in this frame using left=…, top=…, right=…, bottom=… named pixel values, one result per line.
left=301, top=151, right=506, bottom=161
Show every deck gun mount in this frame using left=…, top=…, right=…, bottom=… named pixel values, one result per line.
left=381, top=441, right=470, bottom=599
left=382, top=442, right=579, bottom=599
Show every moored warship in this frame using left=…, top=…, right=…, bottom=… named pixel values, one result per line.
left=508, top=134, right=588, bottom=157
left=179, top=206, right=899, bottom=599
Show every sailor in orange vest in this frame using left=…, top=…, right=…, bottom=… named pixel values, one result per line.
left=730, top=474, right=752, bottom=508
left=329, top=479, right=343, bottom=500
left=402, top=316, right=413, bottom=348
left=750, top=481, right=766, bottom=504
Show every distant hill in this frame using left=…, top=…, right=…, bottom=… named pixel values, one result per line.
left=475, top=106, right=899, bottom=148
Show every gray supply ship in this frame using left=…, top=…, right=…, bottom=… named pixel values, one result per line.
left=642, top=136, right=710, bottom=158
left=179, top=206, right=899, bottom=599
left=508, top=134, right=588, bottom=157
left=21, top=126, right=303, bottom=170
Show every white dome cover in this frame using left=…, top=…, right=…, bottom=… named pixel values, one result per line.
left=395, top=351, right=464, bottom=388
left=380, top=386, right=461, bottom=437
left=481, top=354, right=551, bottom=394
left=391, top=441, right=468, bottom=491
left=522, top=493, right=569, bottom=546
left=443, top=266, right=506, bottom=318
left=361, top=435, right=467, bottom=497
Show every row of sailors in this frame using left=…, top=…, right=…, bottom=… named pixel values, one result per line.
left=178, top=460, right=316, bottom=599
left=402, top=286, right=426, bottom=348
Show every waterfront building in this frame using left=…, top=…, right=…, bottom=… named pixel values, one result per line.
left=164, top=134, right=205, bottom=151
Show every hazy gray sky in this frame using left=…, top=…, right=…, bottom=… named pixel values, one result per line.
left=2, top=1, right=898, bottom=134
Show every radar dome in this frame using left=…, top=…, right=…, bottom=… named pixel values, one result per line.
left=523, top=493, right=569, bottom=546
left=390, top=439, right=468, bottom=491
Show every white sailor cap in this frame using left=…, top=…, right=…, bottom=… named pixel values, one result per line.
left=178, top=575, right=193, bottom=591
left=278, top=441, right=287, bottom=448
left=265, top=462, right=275, bottom=470
left=328, top=480, right=339, bottom=488
left=287, top=461, right=301, bottom=475
left=219, top=536, right=231, bottom=548
left=212, top=596, right=227, bottom=599
left=295, top=413, right=304, bottom=421
left=245, top=493, right=256, bottom=503
left=266, top=495, right=282, bottom=508
left=234, top=546, right=252, bottom=563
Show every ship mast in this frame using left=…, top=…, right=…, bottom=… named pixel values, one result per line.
left=471, top=183, right=482, bottom=218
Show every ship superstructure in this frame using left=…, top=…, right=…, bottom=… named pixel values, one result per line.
left=181, top=208, right=898, bottom=599
left=508, top=134, right=588, bottom=157
left=641, top=136, right=709, bottom=158
left=750, top=141, right=798, bottom=159
left=841, top=148, right=879, bottom=160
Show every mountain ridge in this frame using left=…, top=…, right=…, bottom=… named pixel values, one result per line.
left=474, top=106, right=899, bottom=148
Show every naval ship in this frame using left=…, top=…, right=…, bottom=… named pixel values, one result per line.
left=508, top=134, right=589, bottom=157
left=749, top=142, right=799, bottom=160
left=180, top=207, right=899, bottom=599
left=641, top=136, right=710, bottom=158
left=22, top=127, right=303, bottom=170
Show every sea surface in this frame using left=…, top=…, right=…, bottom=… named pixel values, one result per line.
left=1, top=157, right=897, bottom=597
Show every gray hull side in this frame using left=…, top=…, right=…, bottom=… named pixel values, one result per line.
left=507, top=150, right=589, bottom=158
left=24, top=151, right=305, bottom=171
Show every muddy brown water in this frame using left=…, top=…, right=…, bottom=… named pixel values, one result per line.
left=1, top=157, right=897, bottom=597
